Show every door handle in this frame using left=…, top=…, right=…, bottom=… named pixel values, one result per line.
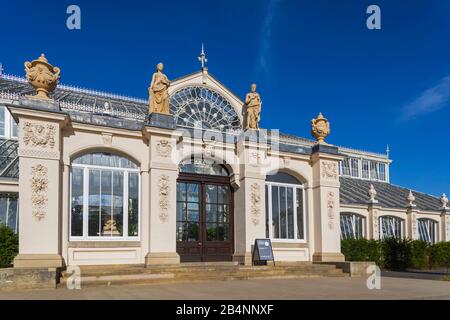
left=198, top=242, right=202, bottom=246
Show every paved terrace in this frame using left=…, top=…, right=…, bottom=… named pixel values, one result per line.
left=0, top=277, right=448, bottom=300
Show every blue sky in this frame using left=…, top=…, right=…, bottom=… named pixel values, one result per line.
left=1, top=0, right=449, bottom=196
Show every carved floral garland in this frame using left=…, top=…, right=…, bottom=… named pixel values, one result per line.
left=321, top=161, right=338, bottom=181
left=250, top=183, right=261, bottom=225
left=31, top=164, right=48, bottom=221
left=373, top=210, right=379, bottom=239
left=23, top=122, right=56, bottom=148
left=327, top=192, right=335, bottom=230
left=159, top=175, right=170, bottom=222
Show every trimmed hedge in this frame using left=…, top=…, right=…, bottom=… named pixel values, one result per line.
left=429, top=242, right=450, bottom=269
left=0, top=224, right=19, bottom=268
left=341, top=238, right=449, bottom=270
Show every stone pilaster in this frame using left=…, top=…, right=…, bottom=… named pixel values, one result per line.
left=406, top=206, right=418, bottom=239
left=368, top=204, right=381, bottom=240
left=8, top=102, right=68, bottom=269
left=441, top=211, right=450, bottom=242
left=310, top=144, right=345, bottom=262
left=143, top=125, right=181, bottom=265
left=233, top=131, right=268, bottom=265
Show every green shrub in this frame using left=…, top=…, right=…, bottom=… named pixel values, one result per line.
left=341, top=238, right=382, bottom=266
left=0, top=224, right=19, bottom=268
left=380, top=237, right=412, bottom=270
left=409, top=240, right=430, bottom=269
left=429, top=242, right=450, bottom=269
left=342, top=237, right=450, bottom=271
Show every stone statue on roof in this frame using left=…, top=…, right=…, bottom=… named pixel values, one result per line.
left=149, top=62, right=170, bottom=114
left=245, top=83, right=261, bottom=130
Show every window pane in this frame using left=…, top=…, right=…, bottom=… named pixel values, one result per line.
left=176, top=202, right=186, bottom=221
left=206, top=185, right=217, bottom=203
left=6, top=196, right=18, bottom=232
left=177, top=183, right=186, bottom=202
left=350, top=158, right=359, bottom=177
left=342, top=158, right=350, bottom=176
left=0, top=106, right=4, bottom=136
left=272, top=186, right=280, bottom=238
left=100, top=170, right=113, bottom=236
left=188, top=222, right=199, bottom=241
left=88, top=170, right=101, bottom=236
left=378, top=163, right=386, bottom=181
left=111, top=171, right=123, bottom=237
left=187, top=183, right=199, bottom=202
left=206, top=223, right=217, bottom=241
left=177, top=222, right=187, bottom=241
left=71, top=168, right=84, bottom=237
left=187, top=202, right=200, bottom=221
left=128, top=172, right=139, bottom=237
left=362, top=160, right=369, bottom=179
left=0, top=196, right=6, bottom=226
left=287, top=187, right=294, bottom=239
left=217, top=224, right=227, bottom=241
left=370, top=162, right=378, bottom=180
left=296, top=189, right=304, bottom=240
left=11, top=118, right=18, bottom=138
left=280, top=187, right=287, bottom=239
left=217, top=186, right=229, bottom=204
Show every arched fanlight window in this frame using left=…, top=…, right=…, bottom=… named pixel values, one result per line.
left=170, top=86, right=241, bottom=132
left=265, top=172, right=305, bottom=241
left=340, top=213, right=366, bottom=239
left=179, top=158, right=229, bottom=177
left=417, top=218, right=439, bottom=244
left=70, top=152, right=140, bottom=240
left=379, top=215, right=404, bottom=239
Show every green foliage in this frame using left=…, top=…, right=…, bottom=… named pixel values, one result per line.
left=341, top=238, right=382, bottom=266
left=341, top=237, right=449, bottom=271
left=429, top=242, right=450, bottom=269
left=0, top=224, right=19, bottom=268
left=409, top=240, right=430, bottom=269
left=381, top=237, right=411, bottom=270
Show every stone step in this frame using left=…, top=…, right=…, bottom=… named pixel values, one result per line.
left=60, top=270, right=346, bottom=288
left=62, top=264, right=340, bottom=278
left=59, top=264, right=347, bottom=288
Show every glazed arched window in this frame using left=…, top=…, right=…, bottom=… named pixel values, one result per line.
left=170, top=86, right=241, bottom=132
left=340, top=213, right=366, bottom=239
left=379, top=215, right=404, bottom=239
left=265, top=172, right=305, bottom=241
left=70, top=153, right=140, bottom=240
left=417, top=218, right=439, bottom=244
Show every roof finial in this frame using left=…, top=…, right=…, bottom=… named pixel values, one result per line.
left=368, top=184, right=378, bottom=204
left=386, top=144, right=390, bottom=158
left=407, top=190, right=416, bottom=208
left=198, top=43, right=208, bottom=70
left=0, top=63, right=3, bottom=76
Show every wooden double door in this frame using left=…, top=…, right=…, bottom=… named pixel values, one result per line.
left=176, top=174, right=233, bottom=262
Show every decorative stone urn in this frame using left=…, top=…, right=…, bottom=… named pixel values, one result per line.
left=24, top=54, right=60, bottom=100
left=311, top=112, right=330, bottom=144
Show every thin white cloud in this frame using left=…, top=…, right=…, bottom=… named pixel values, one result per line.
left=402, top=76, right=450, bottom=120
left=256, top=0, right=282, bottom=80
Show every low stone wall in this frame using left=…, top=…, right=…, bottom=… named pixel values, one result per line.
left=0, top=268, right=60, bottom=291
left=0, top=268, right=15, bottom=288
left=318, top=261, right=375, bottom=277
